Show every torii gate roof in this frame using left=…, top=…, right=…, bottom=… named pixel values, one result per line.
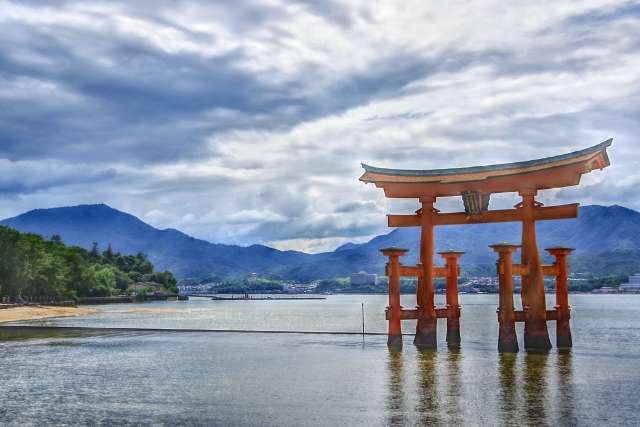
left=360, top=139, right=612, bottom=198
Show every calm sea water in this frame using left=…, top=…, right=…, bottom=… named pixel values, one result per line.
left=1, top=294, right=639, bottom=426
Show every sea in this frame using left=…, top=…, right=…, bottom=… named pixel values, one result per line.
left=1, top=294, right=639, bottom=426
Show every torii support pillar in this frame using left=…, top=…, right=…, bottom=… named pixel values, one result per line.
left=519, top=190, right=552, bottom=352
left=439, top=250, right=464, bottom=349
left=491, top=243, right=519, bottom=353
left=415, top=196, right=438, bottom=349
left=381, top=247, right=408, bottom=350
left=546, top=247, right=574, bottom=350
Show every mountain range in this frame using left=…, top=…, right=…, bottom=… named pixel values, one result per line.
left=2, top=203, right=639, bottom=280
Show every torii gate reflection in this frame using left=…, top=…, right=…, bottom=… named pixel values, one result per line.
left=360, top=139, right=612, bottom=352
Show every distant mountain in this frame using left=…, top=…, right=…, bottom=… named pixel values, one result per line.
left=0, top=204, right=310, bottom=279
left=321, top=205, right=640, bottom=277
left=2, top=203, right=639, bottom=280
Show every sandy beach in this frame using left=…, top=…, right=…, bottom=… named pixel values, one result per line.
left=0, top=306, right=97, bottom=323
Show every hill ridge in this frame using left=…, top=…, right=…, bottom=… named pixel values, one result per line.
left=2, top=203, right=640, bottom=279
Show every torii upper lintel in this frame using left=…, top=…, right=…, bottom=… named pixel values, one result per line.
left=360, top=139, right=612, bottom=201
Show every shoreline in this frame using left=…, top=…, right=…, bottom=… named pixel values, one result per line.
left=0, top=306, right=97, bottom=323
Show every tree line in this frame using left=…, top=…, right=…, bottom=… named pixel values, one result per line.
left=0, top=226, right=177, bottom=299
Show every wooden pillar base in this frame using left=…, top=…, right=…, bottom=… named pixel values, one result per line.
left=446, top=317, right=460, bottom=348
left=388, top=334, right=403, bottom=350
left=556, top=317, right=572, bottom=350
left=414, top=317, right=437, bottom=349
left=524, top=319, right=552, bottom=352
left=498, top=323, right=519, bottom=353
left=492, top=243, right=520, bottom=354
left=546, top=247, right=574, bottom=351
left=440, top=250, right=464, bottom=350
left=381, top=247, right=408, bottom=352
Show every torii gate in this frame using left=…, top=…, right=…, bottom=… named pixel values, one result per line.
left=360, top=139, right=612, bottom=352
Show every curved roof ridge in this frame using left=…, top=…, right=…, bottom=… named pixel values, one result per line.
left=361, top=139, right=612, bottom=177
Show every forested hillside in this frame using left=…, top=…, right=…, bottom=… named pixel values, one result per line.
left=0, top=226, right=177, bottom=299
left=0, top=204, right=309, bottom=279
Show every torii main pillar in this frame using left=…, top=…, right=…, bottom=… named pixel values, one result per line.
left=519, top=189, right=552, bottom=351
left=415, top=196, right=437, bottom=348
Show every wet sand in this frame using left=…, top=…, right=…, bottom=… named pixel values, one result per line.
left=0, top=306, right=97, bottom=323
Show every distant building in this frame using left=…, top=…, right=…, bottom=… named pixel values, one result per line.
left=282, top=283, right=295, bottom=293
left=620, top=274, right=640, bottom=293
left=350, top=271, right=378, bottom=287
left=280, top=283, right=317, bottom=293
left=593, top=286, right=617, bottom=294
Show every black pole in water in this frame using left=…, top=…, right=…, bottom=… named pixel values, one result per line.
left=361, top=302, right=365, bottom=336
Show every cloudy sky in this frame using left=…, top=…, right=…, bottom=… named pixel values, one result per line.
left=0, top=1, right=638, bottom=252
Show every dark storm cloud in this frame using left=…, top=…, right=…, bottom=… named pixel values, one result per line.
left=296, top=1, right=358, bottom=28
left=0, top=1, right=554, bottom=166
left=0, top=160, right=116, bottom=196
left=438, top=87, right=640, bottom=155
left=0, top=3, right=466, bottom=166
left=0, top=19, right=293, bottom=163
left=562, top=2, right=640, bottom=26
left=334, top=200, right=378, bottom=214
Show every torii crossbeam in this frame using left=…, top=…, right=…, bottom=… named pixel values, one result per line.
left=361, top=139, right=612, bottom=352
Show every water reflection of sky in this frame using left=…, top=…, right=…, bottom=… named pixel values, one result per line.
left=1, top=294, right=639, bottom=426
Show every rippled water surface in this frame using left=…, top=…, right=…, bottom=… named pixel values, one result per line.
left=1, top=294, right=639, bottom=426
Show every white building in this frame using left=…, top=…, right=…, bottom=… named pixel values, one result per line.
left=282, top=283, right=295, bottom=293
left=620, top=274, right=640, bottom=293
left=350, top=271, right=378, bottom=286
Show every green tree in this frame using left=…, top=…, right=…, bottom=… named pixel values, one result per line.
left=103, top=244, right=114, bottom=261
left=90, top=242, right=99, bottom=259
left=0, top=227, right=21, bottom=296
left=114, top=269, right=132, bottom=292
left=0, top=226, right=177, bottom=299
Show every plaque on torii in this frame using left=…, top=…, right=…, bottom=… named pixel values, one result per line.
left=361, top=139, right=612, bottom=352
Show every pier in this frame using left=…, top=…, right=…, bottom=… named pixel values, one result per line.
left=188, top=294, right=327, bottom=301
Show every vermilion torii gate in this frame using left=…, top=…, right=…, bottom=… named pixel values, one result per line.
left=361, top=139, right=612, bottom=352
